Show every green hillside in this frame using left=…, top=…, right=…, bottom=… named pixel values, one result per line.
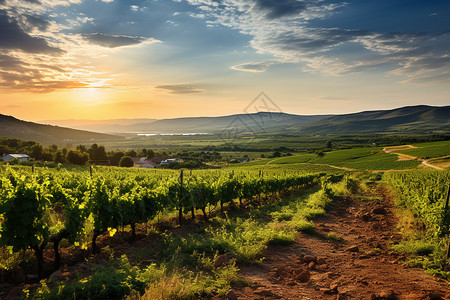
left=291, top=105, right=450, bottom=133
left=0, top=114, right=124, bottom=145
left=396, top=140, right=450, bottom=159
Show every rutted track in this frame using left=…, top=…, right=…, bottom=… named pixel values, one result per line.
left=231, top=185, right=450, bottom=299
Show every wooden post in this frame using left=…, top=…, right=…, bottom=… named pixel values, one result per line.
left=90, top=165, right=93, bottom=178
left=32, top=165, right=35, bottom=173
left=445, top=185, right=450, bottom=262
left=179, top=170, right=183, bottom=223
left=444, top=184, right=450, bottom=213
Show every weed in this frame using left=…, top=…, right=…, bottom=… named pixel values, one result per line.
left=325, top=232, right=342, bottom=241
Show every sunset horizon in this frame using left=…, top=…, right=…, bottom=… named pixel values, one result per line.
left=1, top=0, right=449, bottom=121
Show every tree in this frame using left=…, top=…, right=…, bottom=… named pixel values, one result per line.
left=30, top=144, right=43, bottom=160
left=272, top=151, right=282, bottom=158
left=119, top=156, right=134, bottom=167
left=326, top=141, right=332, bottom=149
left=40, top=150, right=53, bottom=162
left=146, top=149, right=155, bottom=159
left=88, top=144, right=107, bottom=162
left=315, top=150, right=325, bottom=158
left=66, top=150, right=89, bottom=165
left=124, top=150, right=137, bottom=157
left=109, top=151, right=124, bottom=166
left=53, top=151, right=66, bottom=164
left=76, top=145, right=87, bottom=152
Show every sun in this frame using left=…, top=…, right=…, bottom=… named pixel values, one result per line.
left=86, top=79, right=110, bottom=88
left=70, top=79, right=112, bottom=106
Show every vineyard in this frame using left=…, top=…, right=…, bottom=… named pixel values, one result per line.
left=258, top=147, right=422, bottom=170
left=1, top=157, right=450, bottom=299
left=384, top=170, right=450, bottom=277
left=395, top=140, right=450, bottom=159
left=0, top=165, right=323, bottom=280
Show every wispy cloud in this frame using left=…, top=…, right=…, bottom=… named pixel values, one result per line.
left=81, top=33, right=156, bottom=48
left=183, top=0, right=450, bottom=82
left=231, top=61, right=274, bottom=72
left=156, top=84, right=205, bottom=94
left=0, top=1, right=160, bottom=93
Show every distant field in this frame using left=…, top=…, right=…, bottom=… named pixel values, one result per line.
left=228, top=161, right=344, bottom=173
left=396, top=140, right=450, bottom=159
left=268, top=153, right=316, bottom=164
left=262, top=147, right=421, bottom=170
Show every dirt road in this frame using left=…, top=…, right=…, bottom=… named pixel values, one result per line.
left=422, top=160, right=444, bottom=170
left=231, top=186, right=450, bottom=299
left=383, top=145, right=444, bottom=171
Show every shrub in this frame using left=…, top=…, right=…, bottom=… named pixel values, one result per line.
left=119, top=156, right=134, bottom=168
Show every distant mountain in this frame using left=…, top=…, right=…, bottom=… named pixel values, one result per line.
left=291, top=105, right=450, bottom=133
left=43, top=113, right=332, bottom=134
left=126, top=112, right=332, bottom=134
left=0, top=114, right=124, bottom=145
left=40, top=118, right=157, bottom=133
left=38, top=105, right=450, bottom=137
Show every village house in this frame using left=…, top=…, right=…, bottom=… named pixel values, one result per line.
left=131, top=157, right=157, bottom=168
left=0, top=154, right=31, bottom=162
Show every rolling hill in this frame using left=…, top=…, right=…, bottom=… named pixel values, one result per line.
left=39, top=118, right=158, bottom=133
left=127, top=112, right=332, bottom=134
left=23, top=105, right=450, bottom=139
left=0, top=114, right=124, bottom=145
left=43, top=112, right=332, bottom=134
left=289, top=105, right=450, bottom=134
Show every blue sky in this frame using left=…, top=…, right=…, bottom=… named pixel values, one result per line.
left=0, top=0, right=449, bottom=120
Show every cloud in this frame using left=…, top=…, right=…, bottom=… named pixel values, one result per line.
left=0, top=79, right=91, bottom=93
left=183, top=0, right=450, bottom=82
left=0, top=1, right=164, bottom=93
left=81, top=33, right=153, bottom=48
left=0, top=54, right=29, bottom=72
left=23, top=14, right=50, bottom=31
left=401, top=72, right=450, bottom=84
left=0, top=10, right=61, bottom=53
left=254, top=0, right=308, bottom=19
left=156, top=84, right=205, bottom=94
left=231, top=61, right=274, bottom=72
left=0, top=53, right=102, bottom=93
left=5, top=0, right=82, bottom=10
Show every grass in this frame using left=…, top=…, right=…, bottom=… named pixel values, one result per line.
left=391, top=238, right=435, bottom=256
left=325, top=232, right=342, bottom=241
left=389, top=233, right=450, bottom=279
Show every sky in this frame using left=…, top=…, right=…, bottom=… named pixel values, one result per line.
left=0, top=0, right=449, bottom=121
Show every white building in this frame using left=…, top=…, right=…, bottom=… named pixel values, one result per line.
left=160, top=158, right=181, bottom=165
left=141, top=161, right=157, bottom=168
left=0, top=154, right=31, bottom=162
